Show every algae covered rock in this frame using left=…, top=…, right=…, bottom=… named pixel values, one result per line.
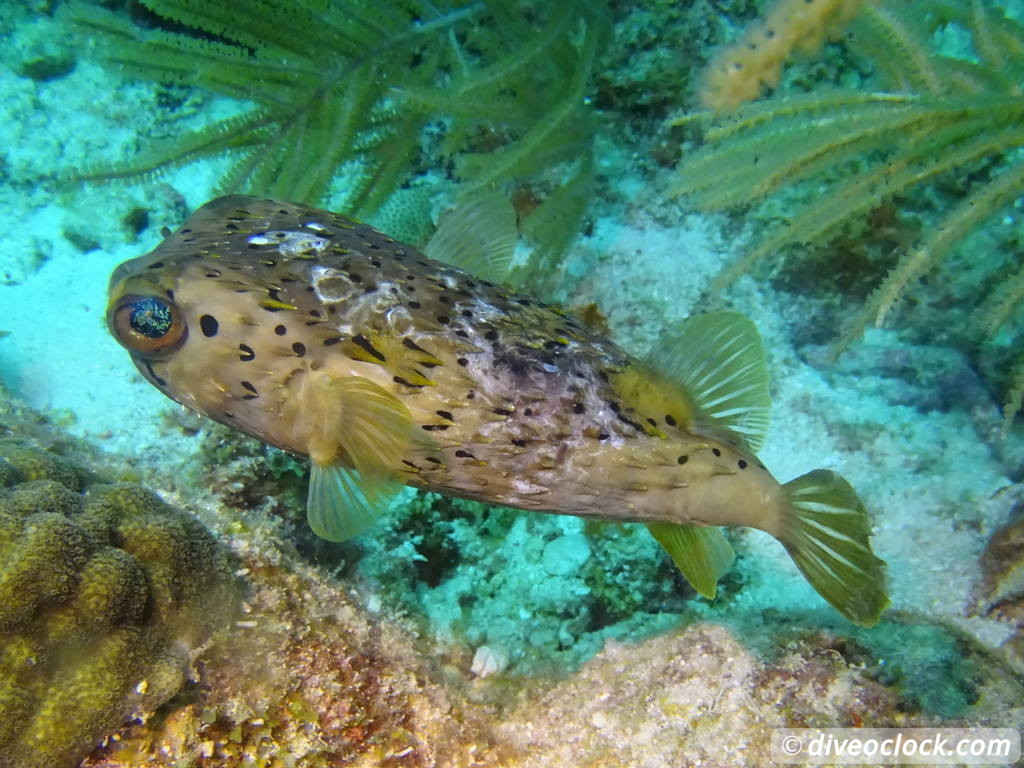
left=0, top=441, right=237, bottom=768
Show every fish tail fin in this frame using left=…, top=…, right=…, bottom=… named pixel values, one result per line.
left=778, top=469, right=889, bottom=626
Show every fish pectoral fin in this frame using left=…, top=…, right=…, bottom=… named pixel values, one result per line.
left=308, top=374, right=416, bottom=481
left=649, top=312, right=770, bottom=451
left=778, top=469, right=889, bottom=627
left=307, top=462, right=400, bottom=541
left=647, top=522, right=735, bottom=599
left=424, top=192, right=517, bottom=285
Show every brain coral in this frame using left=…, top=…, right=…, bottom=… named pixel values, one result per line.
left=0, top=440, right=237, bottom=768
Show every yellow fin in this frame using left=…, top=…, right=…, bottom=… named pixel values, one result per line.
left=424, top=192, right=517, bottom=284
left=296, top=375, right=415, bottom=541
left=294, top=374, right=416, bottom=476
left=779, top=469, right=889, bottom=626
left=307, top=464, right=399, bottom=541
left=647, top=522, right=735, bottom=599
left=648, top=312, right=770, bottom=451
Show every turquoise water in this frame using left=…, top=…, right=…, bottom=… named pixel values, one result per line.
left=1, top=1, right=1023, bottom=765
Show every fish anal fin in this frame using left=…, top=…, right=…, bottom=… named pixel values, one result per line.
left=646, top=312, right=770, bottom=451
left=648, top=521, right=735, bottom=599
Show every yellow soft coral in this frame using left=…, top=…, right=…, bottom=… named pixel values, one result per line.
left=700, top=0, right=872, bottom=112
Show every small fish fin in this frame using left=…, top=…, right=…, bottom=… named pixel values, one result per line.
left=424, top=192, right=517, bottom=284
left=647, top=522, right=735, bottom=599
left=649, top=312, right=770, bottom=451
left=308, top=375, right=416, bottom=481
left=307, top=463, right=400, bottom=541
left=778, top=469, right=889, bottom=626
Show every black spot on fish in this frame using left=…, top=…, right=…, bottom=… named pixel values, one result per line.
left=738, top=459, right=748, bottom=469
left=422, top=424, right=449, bottom=431
left=393, top=375, right=424, bottom=388
left=455, top=449, right=475, bottom=459
left=457, top=357, right=468, bottom=366
left=292, top=342, right=306, bottom=357
left=461, top=309, right=473, bottom=318
left=712, top=448, right=721, bottom=457
left=665, top=414, right=677, bottom=427
left=524, top=408, right=534, bottom=416
left=598, top=433, right=610, bottom=441
left=323, top=336, right=342, bottom=346
left=425, top=456, right=443, bottom=465
left=677, top=455, right=689, bottom=465
left=484, top=330, right=499, bottom=342
left=199, top=315, right=219, bottom=337
left=409, top=301, right=421, bottom=309
left=275, top=325, right=287, bottom=336
left=493, top=408, right=514, bottom=416
left=205, top=269, right=222, bottom=278
left=348, top=272, right=363, bottom=283
left=455, top=330, right=469, bottom=338
left=239, top=344, right=255, bottom=361
left=437, top=316, right=450, bottom=325
left=240, top=380, right=258, bottom=399
left=511, top=438, right=527, bottom=447
left=436, top=410, right=453, bottom=421
left=352, top=334, right=386, bottom=362
left=646, top=417, right=657, bottom=427
left=573, top=403, right=585, bottom=414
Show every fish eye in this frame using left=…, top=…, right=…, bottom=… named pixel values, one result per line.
left=108, top=294, right=187, bottom=357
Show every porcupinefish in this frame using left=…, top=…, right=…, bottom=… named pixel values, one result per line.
left=107, top=194, right=888, bottom=626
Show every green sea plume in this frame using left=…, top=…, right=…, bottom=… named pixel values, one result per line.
left=672, top=0, right=1024, bottom=429
left=0, top=440, right=237, bottom=768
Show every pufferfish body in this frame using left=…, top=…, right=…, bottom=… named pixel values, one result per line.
left=107, top=194, right=888, bottom=626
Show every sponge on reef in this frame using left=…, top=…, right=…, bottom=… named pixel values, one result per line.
left=0, top=439, right=237, bottom=768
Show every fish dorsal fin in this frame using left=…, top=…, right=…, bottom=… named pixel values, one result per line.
left=648, top=312, right=770, bottom=451
left=647, top=522, right=735, bottom=599
left=424, top=192, right=517, bottom=284
left=299, top=375, right=415, bottom=541
left=307, top=464, right=400, bottom=541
